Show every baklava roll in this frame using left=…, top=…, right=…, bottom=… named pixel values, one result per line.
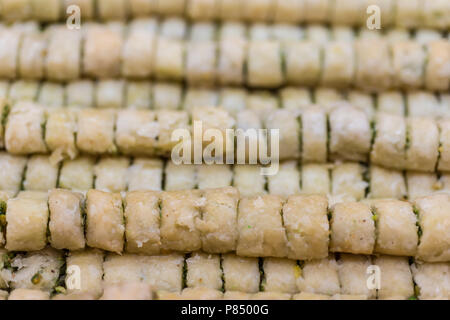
left=415, top=29, right=442, bottom=46
left=283, top=194, right=329, bottom=260
left=305, top=24, right=330, bottom=45
left=94, top=157, right=129, bottom=192
left=196, top=164, right=233, bottom=189
left=152, top=82, right=182, bottom=110
left=37, top=82, right=64, bottom=108
left=23, top=155, right=58, bottom=191
left=373, top=255, right=414, bottom=300
left=103, top=254, right=148, bottom=285
left=217, top=38, right=247, bottom=85
left=124, top=190, right=160, bottom=255
left=236, top=195, right=288, bottom=257
left=364, top=0, right=395, bottom=27
left=66, top=249, right=104, bottom=298
left=243, top=0, right=275, bottom=21
left=407, top=172, right=439, bottom=200
left=412, top=262, right=450, bottom=300
left=197, top=186, right=239, bottom=253
left=233, top=165, right=266, bottom=197
left=321, top=41, right=355, bottom=87
left=183, top=88, right=218, bottom=111
left=355, top=39, right=393, bottom=91
left=296, top=256, right=341, bottom=296
left=301, top=164, right=330, bottom=195
left=95, top=80, right=125, bottom=109
left=330, top=201, right=375, bottom=254
left=101, top=282, right=152, bottom=300
left=265, top=109, right=300, bottom=160
left=58, top=157, right=95, bottom=191
left=8, top=80, right=39, bottom=104
left=8, top=289, right=49, bottom=300
left=391, top=41, right=425, bottom=89
left=425, top=41, right=450, bottom=91
left=45, top=28, right=81, bottom=81
left=186, top=252, right=222, bottom=290
left=186, top=41, right=217, bottom=85
left=0, top=0, right=32, bottom=21
left=127, top=158, right=163, bottom=191
left=331, top=163, right=367, bottom=201
left=5, top=195, right=49, bottom=251
left=370, top=113, right=406, bottom=170
left=156, top=110, right=190, bottom=155
left=157, top=0, right=186, bottom=16
left=159, top=17, right=187, bottom=40
left=267, top=161, right=301, bottom=198
left=395, top=0, right=421, bottom=29
left=97, top=0, right=128, bottom=21
left=0, top=152, right=27, bottom=193
left=66, top=80, right=95, bottom=108
left=329, top=106, right=371, bottom=162
left=63, top=0, right=95, bottom=20
left=222, top=254, right=260, bottom=293
left=407, top=91, right=440, bottom=119
left=331, top=0, right=363, bottom=26
left=115, top=109, right=158, bottom=156
left=261, top=258, right=297, bottom=294
left=285, top=41, right=321, bottom=86
left=5, top=102, right=47, bottom=154
left=76, top=109, right=117, bottom=154
left=160, top=190, right=203, bottom=252
left=247, top=41, right=283, bottom=88
left=415, top=194, right=450, bottom=262
left=129, top=0, right=157, bottom=16
left=85, top=189, right=125, bottom=253
left=279, top=87, right=311, bottom=112
left=48, top=189, right=85, bottom=250
left=337, top=254, right=374, bottom=298
left=301, top=106, right=327, bottom=163
left=144, top=254, right=184, bottom=292
left=438, top=120, right=450, bottom=171
left=125, top=81, right=152, bottom=109
left=372, top=199, right=418, bottom=256
left=273, top=0, right=304, bottom=23
left=164, top=162, right=196, bottom=191
left=83, top=26, right=123, bottom=78
left=347, top=91, right=375, bottom=121
left=314, top=87, right=344, bottom=112
left=187, top=0, right=218, bottom=20
left=377, top=91, right=405, bottom=116
left=31, top=0, right=60, bottom=21
left=423, top=0, right=450, bottom=30
left=304, top=0, right=331, bottom=23
left=246, top=91, right=278, bottom=121
left=18, top=33, right=46, bottom=79
left=0, top=29, right=21, bottom=79
left=154, top=38, right=185, bottom=81
left=405, top=117, right=439, bottom=172
left=368, top=166, right=406, bottom=199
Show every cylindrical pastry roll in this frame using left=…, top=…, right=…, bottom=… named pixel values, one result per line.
left=144, top=254, right=184, bottom=292
left=59, top=156, right=95, bottom=191
left=124, top=190, right=161, bottom=255
left=125, top=159, right=160, bottom=192
left=0, top=30, right=21, bottom=79
left=101, top=282, right=152, bottom=300
left=347, top=91, right=375, bottom=120
left=304, top=0, right=330, bottom=23
left=247, top=41, right=283, bottom=88
left=285, top=41, right=321, bottom=85
left=197, top=164, right=233, bottom=189
left=243, top=0, right=275, bottom=21
left=76, top=109, right=117, bottom=154
left=279, top=87, right=311, bottom=112
left=305, top=24, right=330, bottom=45
left=372, top=199, right=418, bottom=256
left=262, top=258, right=298, bottom=294
left=373, top=255, right=414, bottom=300
left=159, top=17, right=187, bottom=40
left=337, top=254, right=374, bottom=298
left=18, top=33, right=46, bottom=79
left=5, top=102, right=47, bottom=154
left=330, top=202, right=375, bottom=254
left=331, top=0, right=363, bottom=25
left=95, top=80, right=125, bottom=109
left=85, top=189, right=125, bottom=253
left=282, top=194, right=329, bottom=260
left=187, top=0, right=218, bottom=20
left=23, top=155, right=58, bottom=191
left=438, top=120, right=450, bottom=171
left=164, top=162, right=196, bottom=191
left=8, top=80, right=39, bottom=104
left=395, top=0, right=421, bottom=29
left=156, top=110, right=189, bottom=155
left=160, top=190, right=203, bottom=252
left=37, top=82, right=64, bottom=108
left=222, top=254, right=260, bottom=293
left=246, top=91, right=279, bottom=121
left=97, top=0, right=128, bottom=20
left=415, top=194, right=450, bottom=262
left=8, top=289, right=49, bottom=300
left=125, top=81, right=152, bottom=109
left=236, top=195, right=288, bottom=257
left=235, top=111, right=265, bottom=166
left=331, top=163, right=367, bottom=201
left=301, top=106, right=327, bottom=163
left=66, top=249, right=104, bottom=298
left=364, top=0, right=395, bottom=27
left=329, top=106, right=371, bottom=162
left=186, top=41, right=217, bottom=85
left=268, top=161, right=301, bottom=198
left=217, top=38, right=246, bottom=85
left=273, top=0, right=304, bottom=23
left=314, top=87, right=344, bottom=112
left=219, top=88, right=247, bottom=117
left=45, top=28, right=81, bottom=81
left=425, top=41, right=450, bottom=91
left=331, top=26, right=355, bottom=41
left=197, top=187, right=238, bottom=253
left=301, top=164, right=330, bottom=195
left=412, top=262, right=450, bottom=300
left=415, top=29, right=442, bottom=46
left=370, top=113, right=406, bottom=170
left=189, top=22, right=216, bottom=41
left=407, top=91, right=440, bottom=119
left=321, top=41, right=355, bottom=87
left=186, top=252, right=222, bottom=290
left=406, top=172, right=438, bottom=200
left=154, top=38, right=185, bottom=81
left=355, top=40, right=393, bottom=91
left=423, top=0, right=450, bottom=30
left=115, top=109, right=158, bottom=155
left=121, top=28, right=155, bottom=78
left=66, top=80, right=94, bottom=108
left=94, top=157, right=129, bottom=192
left=5, top=196, right=48, bottom=251
left=368, top=166, right=406, bottom=199
left=296, top=256, right=341, bottom=296
left=83, top=26, right=122, bottom=78
left=0, top=0, right=32, bottom=21
left=30, top=0, right=60, bottom=21
left=0, top=153, right=27, bottom=193
left=129, top=0, right=157, bottom=16
left=265, top=109, right=300, bottom=160
left=183, top=88, right=218, bottom=111
left=103, top=254, right=149, bottom=285
left=48, top=189, right=85, bottom=250
left=157, top=0, right=186, bottom=15
left=391, top=41, right=425, bottom=89
left=63, top=0, right=95, bottom=20
left=405, top=117, right=439, bottom=172
left=377, top=91, right=405, bottom=116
